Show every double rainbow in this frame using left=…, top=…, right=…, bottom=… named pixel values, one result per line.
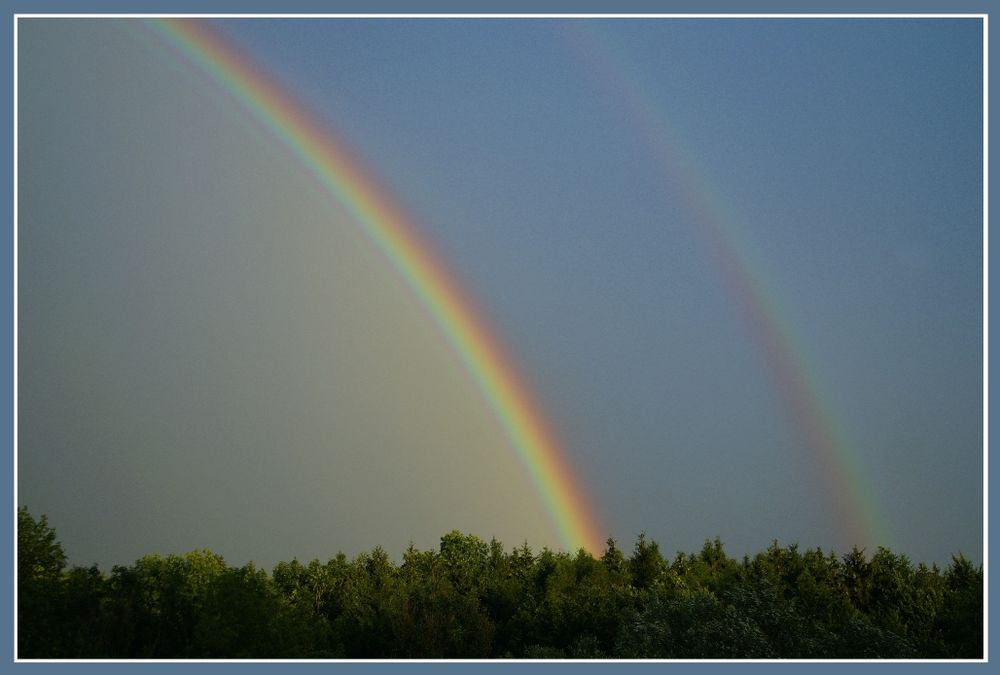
left=147, top=18, right=606, bottom=555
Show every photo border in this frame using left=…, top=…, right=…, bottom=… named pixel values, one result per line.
left=4, top=1, right=992, bottom=672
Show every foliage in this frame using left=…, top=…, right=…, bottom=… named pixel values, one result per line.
left=15, top=508, right=984, bottom=659
left=17, top=507, right=68, bottom=656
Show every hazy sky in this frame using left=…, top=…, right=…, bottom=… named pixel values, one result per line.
left=18, top=17, right=983, bottom=570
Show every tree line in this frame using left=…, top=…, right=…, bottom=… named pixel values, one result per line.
left=17, top=507, right=982, bottom=659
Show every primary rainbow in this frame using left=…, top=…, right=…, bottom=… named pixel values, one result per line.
left=566, top=21, right=890, bottom=551
left=147, top=17, right=606, bottom=555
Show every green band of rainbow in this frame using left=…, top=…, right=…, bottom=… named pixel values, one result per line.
left=146, top=18, right=605, bottom=555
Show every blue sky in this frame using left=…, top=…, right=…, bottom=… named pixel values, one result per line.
left=18, top=17, right=983, bottom=569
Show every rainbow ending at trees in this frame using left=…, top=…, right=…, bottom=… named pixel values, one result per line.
left=146, top=17, right=607, bottom=555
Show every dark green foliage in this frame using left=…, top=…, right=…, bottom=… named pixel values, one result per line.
left=17, top=507, right=68, bottom=657
left=628, top=532, right=666, bottom=590
left=937, top=555, right=984, bottom=658
left=16, top=508, right=984, bottom=659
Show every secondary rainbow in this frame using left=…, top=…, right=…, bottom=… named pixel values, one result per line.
left=565, top=21, right=890, bottom=551
left=147, top=17, right=605, bottom=555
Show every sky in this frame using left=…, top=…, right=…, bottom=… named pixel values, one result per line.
left=17, top=17, right=983, bottom=570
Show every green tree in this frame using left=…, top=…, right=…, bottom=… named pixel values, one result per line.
left=111, top=550, right=228, bottom=657
left=58, top=564, right=108, bottom=657
left=601, top=538, right=628, bottom=581
left=841, top=546, right=872, bottom=612
left=194, top=562, right=284, bottom=657
left=439, top=531, right=489, bottom=593
left=18, top=507, right=66, bottom=582
left=867, top=547, right=917, bottom=638
left=937, top=554, right=983, bottom=658
left=17, top=507, right=68, bottom=657
left=687, top=537, right=740, bottom=595
left=387, top=568, right=494, bottom=657
left=628, top=533, right=666, bottom=590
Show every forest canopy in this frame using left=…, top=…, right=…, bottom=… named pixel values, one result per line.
left=16, top=507, right=983, bottom=659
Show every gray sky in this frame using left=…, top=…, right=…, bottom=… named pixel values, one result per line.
left=18, top=17, right=983, bottom=569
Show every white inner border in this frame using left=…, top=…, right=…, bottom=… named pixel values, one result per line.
left=11, top=12, right=990, bottom=665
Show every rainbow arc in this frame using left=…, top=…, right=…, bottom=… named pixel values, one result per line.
left=148, top=17, right=606, bottom=555
left=564, top=21, right=889, bottom=551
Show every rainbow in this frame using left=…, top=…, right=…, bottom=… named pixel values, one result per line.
left=564, top=21, right=890, bottom=552
left=145, top=18, right=605, bottom=555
